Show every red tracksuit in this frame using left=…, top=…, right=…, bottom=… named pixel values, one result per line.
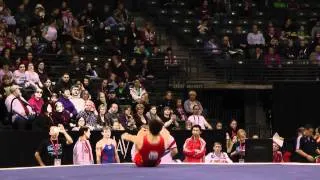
left=183, top=137, right=206, bottom=163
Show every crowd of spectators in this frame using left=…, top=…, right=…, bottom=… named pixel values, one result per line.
left=197, top=0, right=320, bottom=66
left=0, top=0, right=181, bottom=131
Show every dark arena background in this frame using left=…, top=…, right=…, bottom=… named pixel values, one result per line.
left=0, top=0, right=320, bottom=179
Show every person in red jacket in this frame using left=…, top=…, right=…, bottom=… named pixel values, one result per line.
left=28, top=88, right=44, bottom=114
left=183, top=125, right=206, bottom=163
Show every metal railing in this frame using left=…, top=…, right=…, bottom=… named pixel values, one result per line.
left=183, top=48, right=320, bottom=83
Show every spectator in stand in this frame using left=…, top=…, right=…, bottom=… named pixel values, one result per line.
left=315, top=127, right=320, bottom=144
left=112, top=121, right=125, bottom=131
left=232, top=26, right=247, bottom=51
left=113, top=2, right=129, bottom=25
left=283, top=39, right=297, bottom=60
left=51, top=102, right=72, bottom=129
left=215, top=121, right=223, bottom=130
left=77, top=100, right=98, bottom=130
left=72, top=117, right=86, bottom=131
left=283, top=18, right=297, bottom=36
left=184, top=90, right=204, bottom=115
left=175, top=98, right=187, bottom=122
left=73, top=126, right=94, bottom=165
left=247, top=25, right=265, bottom=57
left=96, top=104, right=109, bottom=128
left=252, top=47, right=264, bottom=61
left=128, top=58, right=140, bottom=80
left=98, top=62, right=111, bottom=80
left=133, top=103, right=148, bottom=128
left=160, top=106, right=180, bottom=130
left=264, top=47, right=281, bottom=67
left=107, top=90, right=119, bottom=108
left=36, top=62, right=48, bottom=83
left=25, top=63, right=43, bottom=89
left=28, top=88, right=44, bottom=114
left=226, top=119, right=239, bottom=153
left=84, top=62, right=98, bottom=79
left=42, top=19, right=58, bottom=42
left=311, top=21, right=320, bottom=40
left=35, top=125, right=73, bottom=166
left=296, top=124, right=320, bottom=163
left=0, top=74, right=12, bottom=100
left=46, top=40, right=60, bottom=54
left=106, top=103, right=120, bottom=127
left=309, top=45, right=320, bottom=64
left=197, top=18, right=209, bottom=36
left=230, top=129, right=247, bottom=162
left=5, top=85, right=35, bottom=129
left=96, top=127, right=120, bottom=164
left=141, top=22, right=156, bottom=48
left=70, top=85, right=85, bottom=113
left=13, top=63, right=29, bottom=88
left=164, top=47, right=178, bottom=66
left=42, top=78, right=53, bottom=102
left=0, top=63, right=12, bottom=84
left=297, top=40, right=310, bottom=60
left=111, top=55, right=129, bottom=81
left=80, top=90, right=91, bottom=101
left=54, top=73, right=72, bottom=94
left=119, top=105, right=137, bottom=131
left=265, top=25, right=279, bottom=46
left=0, top=49, right=13, bottom=68
left=146, top=105, right=161, bottom=122
left=159, top=91, right=175, bottom=111
left=96, top=92, right=108, bottom=108
left=32, top=103, right=53, bottom=131
left=69, top=54, right=85, bottom=80
left=130, top=79, right=147, bottom=104
left=183, top=125, right=206, bottom=163
left=115, top=81, right=130, bottom=105
left=141, top=58, right=154, bottom=80
left=205, top=142, right=233, bottom=163
left=71, top=20, right=84, bottom=43
left=125, top=21, right=140, bottom=54
left=187, top=105, right=212, bottom=130
left=57, top=88, right=77, bottom=117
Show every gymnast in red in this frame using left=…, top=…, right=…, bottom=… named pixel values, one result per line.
left=122, top=119, right=171, bottom=167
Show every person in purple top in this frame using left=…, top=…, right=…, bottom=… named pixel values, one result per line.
left=58, top=89, right=77, bottom=117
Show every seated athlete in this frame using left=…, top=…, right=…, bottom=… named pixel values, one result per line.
left=122, top=119, right=171, bottom=167
left=130, top=125, right=179, bottom=163
left=205, top=142, right=232, bottom=163
left=96, top=127, right=120, bottom=164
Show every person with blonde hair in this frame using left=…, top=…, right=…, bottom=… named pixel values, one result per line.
left=230, top=129, right=247, bottom=162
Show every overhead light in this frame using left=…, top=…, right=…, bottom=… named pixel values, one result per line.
left=94, top=46, right=98, bottom=50
left=108, top=58, right=111, bottom=61
left=86, top=36, right=91, bottom=40
left=81, top=46, right=85, bottom=50
left=122, top=58, right=126, bottom=62
left=80, top=57, right=84, bottom=60
left=238, top=61, right=243, bottom=64
left=94, top=57, right=98, bottom=61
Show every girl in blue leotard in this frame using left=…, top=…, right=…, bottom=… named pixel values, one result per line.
left=96, top=127, right=120, bottom=164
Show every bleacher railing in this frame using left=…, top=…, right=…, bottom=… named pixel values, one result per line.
left=184, top=48, right=320, bottom=83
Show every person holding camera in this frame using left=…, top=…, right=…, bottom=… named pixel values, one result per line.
left=35, top=125, right=73, bottom=166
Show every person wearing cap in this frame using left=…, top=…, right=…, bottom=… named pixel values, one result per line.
left=5, top=85, right=35, bottom=129
left=184, top=90, right=204, bottom=115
